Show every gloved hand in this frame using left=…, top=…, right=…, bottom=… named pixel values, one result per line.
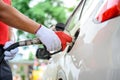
left=55, top=31, right=72, bottom=51
left=3, top=41, right=19, bottom=61
left=35, top=25, right=61, bottom=51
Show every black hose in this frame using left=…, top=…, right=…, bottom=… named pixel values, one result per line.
left=0, top=38, right=41, bottom=64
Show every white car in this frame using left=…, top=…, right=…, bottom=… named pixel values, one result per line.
left=43, top=0, right=120, bottom=80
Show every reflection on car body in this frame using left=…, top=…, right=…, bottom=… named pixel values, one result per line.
left=42, top=0, right=120, bottom=80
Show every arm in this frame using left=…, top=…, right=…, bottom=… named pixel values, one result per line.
left=0, top=0, right=61, bottom=52
left=0, top=0, right=72, bottom=55
left=0, top=0, right=39, bottom=34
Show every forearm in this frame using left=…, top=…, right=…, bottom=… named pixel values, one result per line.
left=0, top=1, right=40, bottom=34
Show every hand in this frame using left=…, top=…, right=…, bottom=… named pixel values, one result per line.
left=35, top=25, right=61, bottom=51
left=55, top=31, right=72, bottom=51
left=3, top=41, right=19, bottom=61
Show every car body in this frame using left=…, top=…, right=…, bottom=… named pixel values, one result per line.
left=42, top=0, right=120, bottom=80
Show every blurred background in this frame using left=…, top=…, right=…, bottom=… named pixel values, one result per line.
left=10, top=0, right=79, bottom=80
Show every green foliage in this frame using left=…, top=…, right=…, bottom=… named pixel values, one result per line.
left=12, top=0, right=30, bottom=14
left=17, top=66, right=26, bottom=80
left=12, top=0, right=68, bottom=40
left=27, top=1, right=66, bottom=24
left=28, top=51, right=34, bottom=60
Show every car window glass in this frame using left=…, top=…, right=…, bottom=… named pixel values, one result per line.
left=66, top=11, right=80, bottom=32
left=65, top=0, right=84, bottom=32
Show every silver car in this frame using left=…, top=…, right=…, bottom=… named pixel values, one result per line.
left=43, top=0, right=120, bottom=80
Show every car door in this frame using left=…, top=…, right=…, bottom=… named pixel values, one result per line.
left=43, top=0, right=120, bottom=80
left=64, top=0, right=120, bottom=80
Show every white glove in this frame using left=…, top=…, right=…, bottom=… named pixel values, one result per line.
left=3, top=41, right=19, bottom=61
left=35, top=25, right=61, bottom=51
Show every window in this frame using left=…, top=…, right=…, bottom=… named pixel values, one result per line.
left=65, top=0, right=84, bottom=32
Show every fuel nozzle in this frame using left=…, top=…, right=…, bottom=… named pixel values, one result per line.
left=36, top=47, right=51, bottom=60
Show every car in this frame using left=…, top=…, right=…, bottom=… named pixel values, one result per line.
left=42, top=0, right=120, bottom=80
